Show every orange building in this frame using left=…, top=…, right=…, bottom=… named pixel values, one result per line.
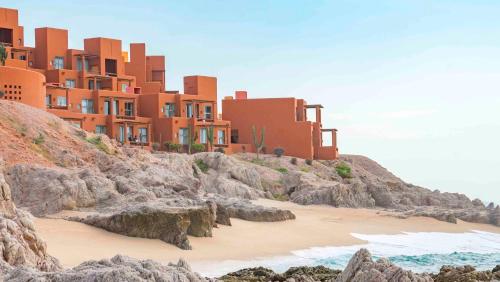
left=223, top=92, right=338, bottom=160
left=1, top=6, right=338, bottom=159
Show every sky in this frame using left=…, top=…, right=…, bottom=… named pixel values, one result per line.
left=3, top=0, right=499, bottom=203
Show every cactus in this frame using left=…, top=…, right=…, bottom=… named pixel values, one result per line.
left=0, top=43, right=7, bottom=66
left=252, top=125, right=266, bottom=159
left=187, top=124, right=198, bottom=154
left=207, top=125, right=214, bottom=152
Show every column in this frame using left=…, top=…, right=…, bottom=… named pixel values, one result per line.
left=315, top=107, right=322, bottom=124
left=124, top=122, right=129, bottom=144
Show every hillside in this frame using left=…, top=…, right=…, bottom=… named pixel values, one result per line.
left=1, top=99, right=500, bottom=279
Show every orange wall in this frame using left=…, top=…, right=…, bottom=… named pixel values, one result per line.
left=0, top=66, right=46, bottom=109
left=0, top=8, right=24, bottom=48
left=34, top=27, right=68, bottom=70
left=222, top=97, right=315, bottom=159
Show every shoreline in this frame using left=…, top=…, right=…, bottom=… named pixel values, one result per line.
left=34, top=199, right=500, bottom=273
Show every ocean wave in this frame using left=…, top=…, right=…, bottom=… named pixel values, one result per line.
left=194, top=230, right=500, bottom=277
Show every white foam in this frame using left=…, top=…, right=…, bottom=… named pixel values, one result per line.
left=192, top=230, right=500, bottom=277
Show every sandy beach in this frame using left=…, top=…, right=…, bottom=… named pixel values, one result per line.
left=35, top=199, right=500, bottom=271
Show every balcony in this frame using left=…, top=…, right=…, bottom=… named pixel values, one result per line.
left=116, top=115, right=136, bottom=120
left=47, top=104, right=69, bottom=110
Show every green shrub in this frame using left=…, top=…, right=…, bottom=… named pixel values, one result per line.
left=191, top=143, right=205, bottom=153
left=152, top=142, right=160, bottom=151
left=305, top=159, right=313, bottom=166
left=168, top=143, right=182, bottom=153
left=86, top=136, right=111, bottom=154
left=300, top=166, right=310, bottom=173
left=273, top=147, right=285, bottom=157
left=215, top=147, right=225, bottom=154
left=164, top=141, right=172, bottom=150
left=251, top=158, right=266, bottom=166
left=33, top=133, right=45, bottom=145
left=290, top=157, right=298, bottom=165
left=195, top=159, right=209, bottom=173
left=275, top=167, right=288, bottom=174
left=335, top=162, right=352, bottom=179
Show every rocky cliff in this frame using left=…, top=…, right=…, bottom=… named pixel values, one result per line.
left=0, top=159, right=61, bottom=279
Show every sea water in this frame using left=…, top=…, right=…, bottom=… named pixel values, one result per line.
left=195, top=230, right=500, bottom=277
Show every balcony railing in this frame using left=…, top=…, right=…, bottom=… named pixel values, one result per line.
left=47, top=104, right=68, bottom=110
left=116, top=115, right=136, bottom=120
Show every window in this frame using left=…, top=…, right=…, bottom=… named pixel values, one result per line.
left=105, top=59, right=117, bottom=76
left=200, top=128, right=207, bottom=144
left=57, top=96, right=67, bottom=106
left=53, top=56, right=64, bottom=69
left=139, top=128, right=148, bottom=143
left=19, top=55, right=26, bottom=61
left=217, top=130, right=225, bottom=145
left=127, top=126, right=133, bottom=141
left=164, top=103, right=175, bottom=117
left=231, top=129, right=239, bottom=144
left=88, top=80, right=101, bottom=90
left=185, top=103, right=193, bottom=118
left=81, top=99, right=94, bottom=114
left=121, top=83, right=128, bottom=93
left=119, top=126, right=125, bottom=143
left=104, top=100, right=110, bottom=115
left=113, top=100, right=119, bottom=115
left=46, top=95, right=52, bottom=107
left=204, top=105, right=212, bottom=119
left=65, top=79, right=75, bottom=88
left=0, top=28, right=13, bottom=45
left=124, top=102, right=134, bottom=116
left=179, top=128, right=189, bottom=145
left=77, top=58, right=89, bottom=72
left=95, top=125, right=106, bottom=134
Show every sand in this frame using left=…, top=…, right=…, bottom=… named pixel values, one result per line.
left=34, top=199, right=500, bottom=271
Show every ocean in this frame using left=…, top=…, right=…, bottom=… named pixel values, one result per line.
left=194, top=230, right=500, bottom=277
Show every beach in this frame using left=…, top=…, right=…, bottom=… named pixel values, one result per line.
left=34, top=199, right=500, bottom=273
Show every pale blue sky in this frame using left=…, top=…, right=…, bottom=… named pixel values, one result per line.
left=3, top=0, right=499, bottom=203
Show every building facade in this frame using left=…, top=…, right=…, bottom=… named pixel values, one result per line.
left=222, top=91, right=338, bottom=160
left=0, top=6, right=338, bottom=159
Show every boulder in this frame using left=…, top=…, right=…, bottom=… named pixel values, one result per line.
left=78, top=204, right=214, bottom=250
left=217, top=198, right=295, bottom=222
left=335, top=249, right=432, bottom=282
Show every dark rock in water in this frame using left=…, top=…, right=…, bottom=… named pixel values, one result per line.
left=220, top=265, right=340, bottom=282
left=433, top=264, right=499, bottom=282
left=4, top=255, right=207, bottom=282
left=219, top=267, right=277, bottom=281
left=283, top=265, right=341, bottom=281
left=78, top=204, right=214, bottom=250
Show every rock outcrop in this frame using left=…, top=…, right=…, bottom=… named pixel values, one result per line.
left=77, top=203, right=215, bottom=250
left=220, top=265, right=341, bottom=282
left=234, top=153, right=500, bottom=227
left=0, top=159, right=61, bottom=273
left=4, top=255, right=207, bottom=282
left=335, top=249, right=433, bottom=281
left=432, top=264, right=500, bottom=282
left=216, top=198, right=296, bottom=222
